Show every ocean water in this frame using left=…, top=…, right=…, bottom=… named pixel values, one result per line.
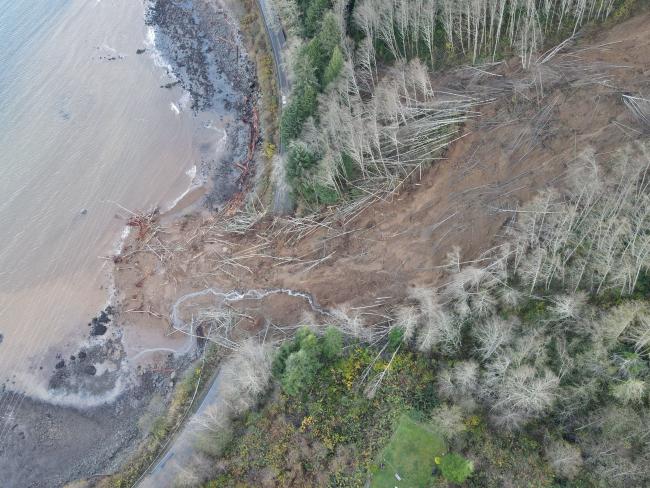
left=0, top=0, right=221, bottom=397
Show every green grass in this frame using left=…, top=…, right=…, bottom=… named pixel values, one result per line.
left=371, top=414, right=446, bottom=488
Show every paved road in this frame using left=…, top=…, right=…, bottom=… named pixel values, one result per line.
left=256, top=0, right=289, bottom=107
left=256, top=0, right=295, bottom=214
left=138, top=368, right=224, bottom=487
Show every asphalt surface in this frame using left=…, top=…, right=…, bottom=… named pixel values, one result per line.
left=256, top=0, right=290, bottom=108
left=139, top=369, right=224, bottom=487
left=256, top=0, right=295, bottom=214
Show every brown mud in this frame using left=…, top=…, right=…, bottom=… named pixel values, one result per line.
left=2, top=9, right=649, bottom=488
left=114, top=12, right=650, bottom=349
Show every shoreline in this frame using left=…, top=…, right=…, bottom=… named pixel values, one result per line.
left=102, top=0, right=261, bottom=366
left=2, top=0, right=649, bottom=484
left=0, top=0, right=263, bottom=485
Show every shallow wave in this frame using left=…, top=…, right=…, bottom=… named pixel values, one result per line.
left=144, top=24, right=175, bottom=77
left=13, top=368, right=130, bottom=408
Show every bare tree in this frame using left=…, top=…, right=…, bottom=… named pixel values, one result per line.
left=437, top=361, right=480, bottom=402
left=394, top=305, right=421, bottom=342
left=611, top=379, right=647, bottom=405
left=623, top=308, right=650, bottom=355
left=410, top=287, right=462, bottom=353
left=220, top=340, right=273, bottom=415
left=490, top=366, right=559, bottom=428
left=545, top=439, right=584, bottom=480
left=431, top=404, right=468, bottom=440
left=473, top=317, right=515, bottom=361
left=599, top=301, right=647, bottom=346
left=549, top=292, right=587, bottom=323
left=353, top=0, right=615, bottom=69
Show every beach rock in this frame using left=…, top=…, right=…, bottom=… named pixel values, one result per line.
left=145, top=0, right=258, bottom=208
left=89, top=308, right=112, bottom=336
left=90, top=321, right=107, bottom=336
left=55, top=360, right=65, bottom=369
left=161, top=81, right=180, bottom=89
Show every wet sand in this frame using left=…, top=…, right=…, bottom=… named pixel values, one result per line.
left=0, top=0, right=249, bottom=400
left=0, top=0, right=199, bottom=396
left=0, top=0, right=259, bottom=483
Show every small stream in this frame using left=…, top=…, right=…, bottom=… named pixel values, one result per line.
left=133, top=287, right=331, bottom=360
left=137, top=287, right=330, bottom=486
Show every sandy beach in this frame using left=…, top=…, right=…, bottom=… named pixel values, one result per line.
left=0, top=0, right=258, bottom=484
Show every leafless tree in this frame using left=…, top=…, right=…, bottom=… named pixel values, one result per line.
left=598, top=301, right=646, bottom=346
left=507, top=142, right=650, bottom=297
left=269, top=0, right=301, bottom=36
left=473, top=317, right=515, bottom=361
left=545, top=439, right=584, bottom=480
left=611, top=379, right=647, bottom=405
left=549, top=292, right=587, bottom=323
left=431, top=404, right=468, bottom=440
left=410, top=287, right=462, bottom=353
left=490, top=365, right=559, bottom=428
left=394, top=305, right=421, bottom=342
left=220, top=340, right=273, bottom=415
left=438, top=361, right=480, bottom=402
left=301, top=58, right=484, bottom=196
left=353, top=0, right=614, bottom=68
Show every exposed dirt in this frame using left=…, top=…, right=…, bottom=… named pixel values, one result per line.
left=113, top=13, right=650, bottom=350
left=4, top=12, right=647, bottom=488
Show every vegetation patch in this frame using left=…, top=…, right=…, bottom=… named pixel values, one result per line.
left=270, top=0, right=636, bottom=211
left=99, top=346, right=222, bottom=488
left=199, top=330, right=440, bottom=486
left=371, top=414, right=445, bottom=488
left=225, top=0, right=280, bottom=206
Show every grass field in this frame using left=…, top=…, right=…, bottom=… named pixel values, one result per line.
left=371, top=414, right=446, bottom=488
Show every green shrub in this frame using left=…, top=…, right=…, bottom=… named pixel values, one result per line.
left=322, top=326, right=344, bottom=361
left=275, top=328, right=325, bottom=396
left=299, top=0, right=332, bottom=37
left=272, top=338, right=300, bottom=377
left=273, top=327, right=319, bottom=377
left=340, top=152, right=358, bottom=180
left=323, top=45, right=344, bottom=87
left=281, top=348, right=321, bottom=396
left=287, top=143, right=319, bottom=181
left=297, top=327, right=321, bottom=356
left=301, top=13, right=342, bottom=87
left=280, top=83, right=318, bottom=142
left=439, top=453, right=474, bottom=484
left=388, top=328, right=404, bottom=351
left=298, top=182, right=340, bottom=206
left=281, top=10, right=343, bottom=145
left=612, top=0, right=641, bottom=20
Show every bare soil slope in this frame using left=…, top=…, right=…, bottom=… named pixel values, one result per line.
left=115, top=12, right=650, bottom=352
